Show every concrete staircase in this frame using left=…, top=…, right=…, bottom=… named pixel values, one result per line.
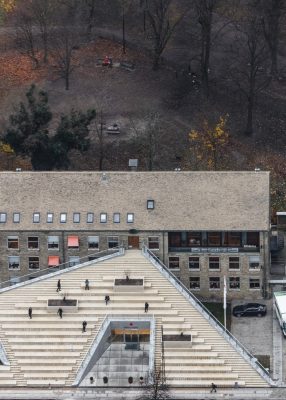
left=0, top=250, right=270, bottom=388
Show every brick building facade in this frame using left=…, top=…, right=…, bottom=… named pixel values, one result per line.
left=0, top=171, right=270, bottom=300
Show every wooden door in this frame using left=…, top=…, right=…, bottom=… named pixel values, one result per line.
left=128, top=236, right=139, bottom=249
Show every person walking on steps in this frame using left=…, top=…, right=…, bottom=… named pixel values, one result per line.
left=145, top=302, right=149, bottom=313
left=57, top=308, right=63, bottom=319
left=56, top=279, right=61, bottom=292
left=28, top=307, right=32, bottom=319
left=105, top=295, right=110, bottom=305
left=85, top=279, right=90, bottom=290
left=82, top=321, right=87, bottom=333
left=210, top=383, right=217, bottom=393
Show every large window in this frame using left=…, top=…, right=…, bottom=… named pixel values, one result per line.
left=88, top=236, right=99, bottom=249
left=189, top=257, right=200, bottom=270
left=108, top=236, right=119, bottom=248
left=29, top=257, right=39, bottom=270
left=28, top=236, right=39, bottom=249
left=207, top=232, right=221, bottom=246
left=223, top=232, right=241, bottom=247
left=249, top=256, right=260, bottom=270
left=229, top=277, right=240, bottom=290
left=169, top=233, right=181, bottom=247
left=8, top=256, right=20, bottom=270
left=48, top=236, right=59, bottom=249
left=148, top=236, right=159, bottom=250
left=68, top=236, right=79, bottom=249
left=69, top=256, right=80, bottom=267
left=229, top=256, right=240, bottom=270
left=188, top=232, right=202, bottom=246
left=168, top=256, right=180, bottom=269
left=209, top=257, right=220, bottom=270
left=246, top=232, right=259, bottom=246
left=7, top=236, right=19, bottom=249
left=209, top=277, right=220, bottom=289
left=190, top=277, right=200, bottom=289
left=249, top=278, right=260, bottom=289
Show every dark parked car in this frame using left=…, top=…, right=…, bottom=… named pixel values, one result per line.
left=232, top=303, right=267, bottom=317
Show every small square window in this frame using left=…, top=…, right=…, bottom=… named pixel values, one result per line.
left=189, top=257, right=200, bottom=270
left=229, top=256, right=240, bottom=270
left=33, top=213, right=40, bottom=223
left=8, top=256, right=20, bottom=270
left=0, top=213, right=7, bottom=223
left=87, top=213, right=94, bottom=223
left=190, top=277, right=200, bottom=289
left=113, top=213, right=120, bottom=223
left=88, top=236, right=99, bottom=249
left=47, top=213, right=53, bottom=223
left=249, top=278, right=260, bottom=289
left=108, top=236, right=119, bottom=248
left=100, top=213, right=107, bottom=223
left=48, top=236, right=59, bottom=250
left=209, top=277, right=220, bottom=290
left=28, top=236, right=39, bottom=249
left=13, top=213, right=20, bottom=223
left=229, top=277, right=240, bottom=290
left=209, top=257, right=220, bottom=270
left=249, top=256, right=260, bottom=270
left=148, top=236, right=159, bottom=250
left=147, top=200, right=154, bottom=210
left=60, top=213, right=67, bottom=223
left=73, top=213, right=80, bottom=223
left=69, top=256, right=80, bottom=267
left=127, top=213, right=134, bottom=223
left=169, top=256, right=180, bottom=269
left=7, top=236, right=19, bottom=249
left=29, top=256, right=39, bottom=270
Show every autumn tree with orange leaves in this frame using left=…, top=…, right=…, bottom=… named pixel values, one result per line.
left=188, top=115, right=229, bottom=170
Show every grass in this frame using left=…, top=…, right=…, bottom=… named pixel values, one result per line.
left=203, top=302, right=231, bottom=331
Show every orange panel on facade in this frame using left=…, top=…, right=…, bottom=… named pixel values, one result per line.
left=48, top=256, right=60, bottom=267
left=68, top=236, right=79, bottom=247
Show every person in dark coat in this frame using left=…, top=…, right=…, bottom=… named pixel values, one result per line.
left=105, top=295, right=110, bottom=305
left=85, top=279, right=90, bottom=290
left=210, top=383, right=217, bottom=393
left=56, top=279, right=61, bottom=292
left=28, top=307, right=32, bottom=319
left=82, top=321, right=87, bottom=332
left=57, top=308, right=63, bottom=318
left=144, top=302, right=149, bottom=313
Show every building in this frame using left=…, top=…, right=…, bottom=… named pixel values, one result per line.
left=0, top=171, right=270, bottom=299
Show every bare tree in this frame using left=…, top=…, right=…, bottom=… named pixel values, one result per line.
left=137, top=368, right=170, bottom=400
left=82, top=0, right=97, bottom=41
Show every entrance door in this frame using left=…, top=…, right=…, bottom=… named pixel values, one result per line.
left=128, top=236, right=139, bottom=249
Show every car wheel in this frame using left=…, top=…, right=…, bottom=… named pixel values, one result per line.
left=257, top=313, right=262, bottom=317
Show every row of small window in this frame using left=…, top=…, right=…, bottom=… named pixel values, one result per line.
left=0, top=212, right=136, bottom=224
left=169, top=256, right=260, bottom=270
left=189, top=277, right=261, bottom=290
left=7, top=255, right=84, bottom=270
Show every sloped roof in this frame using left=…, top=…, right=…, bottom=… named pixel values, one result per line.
left=0, top=171, right=269, bottom=231
left=0, top=250, right=271, bottom=388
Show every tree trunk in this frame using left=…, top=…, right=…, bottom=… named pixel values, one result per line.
left=245, top=94, right=254, bottom=136
left=65, top=71, right=69, bottom=90
left=201, top=24, right=211, bottom=97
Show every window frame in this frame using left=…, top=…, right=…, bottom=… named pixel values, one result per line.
left=27, top=236, right=39, bottom=250
left=100, top=213, right=107, bottom=223
left=127, top=213, right=134, bottom=223
left=47, top=213, right=54, bottom=223
left=168, top=256, right=180, bottom=270
left=73, top=212, right=80, bottom=223
left=48, top=236, right=59, bottom=250
left=60, top=213, right=67, bottom=223
left=209, top=256, right=220, bottom=270
left=249, top=278, right=260, bottom=289
left=68, top=256, right=80, bottom=267
left=0, top=213, right=7, bottom=223
left=86, top=212, right=94, bottom=223
left=189, top=277, right=200, bottom=290
left=113, top=213, right=120, bottom=223
left=28, top=256, right=40, bottom=270
left=147, top=200, right=155, bottom=210
left=229, top=256, right=240, bottom=270
left=33, top=212, right=40, bottom=223
left=107, top=236, right=119, bottom=249
left=229, top=277, right=240, bottom=290
left=7, top=236, right=19, bottom=250
left=249, top=256, right=260, bottom=270
left=8, top=256, right=20, bottom=270
left=88, top=236, right=99, bottom=250
left=209, top=277, right=221, bottom=290
left=148, top=236, right=160, bottom=250
left=207, top=232, right=221, bottom=247
left=189, top=256, right=200, bottom=270
left=13, top=212, right=20, bottom=223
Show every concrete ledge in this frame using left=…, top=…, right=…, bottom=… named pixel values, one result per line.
left=114, top=278, right=144, bottom=292
left=47, top=299, right=78, bottom=312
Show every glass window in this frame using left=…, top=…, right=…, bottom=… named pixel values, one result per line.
left=60, top=213, right=67, bottom=223
left=73, top=213, right=80, bottom=223
left=207, top=232, right=221, bottom=246
left=127, top=213, right=134, bottom=223
left=28, top=236, right=39, bottom=249
left=229, top=277, right=240, bottom=290
left=249, top=278, right=260, bottom=289
left=209, top=277, right=220, bottom=289
left=246, top=232, right=259, bottom=246
left=168, top=232, right=181, bottom=247
left=47, top=213, right=53, bottom=223
left=229, top=256, right=240, bottom=270
left=209, top=257, right=220, bottom=270
left=148, top=236, right=159, bottom=250
left=13, top=213, right=20, bottom=223
left=7, top=236, right=19, bottom=249
left=223, top=232, right=241, bottom=247
left=147, top=200, right=154, bottom=209
left=88, top=236, right=99, bottom=249
left=69, top=256, right=80, bottom=267
left=67, top=236, right=79, bottom=248
left=108, top=236, right=119, bottom=248
left=113, top=213, right=120, bottom=223
left=100, top=213, right=107, bottom=223
left=29, top=256, right=39, bottom=270
left=87, top=213, right=94, bottom=223
left=190, top=277, right=200, bottom=289
left=0, top=213, right=6, bottom=223
left=48, top=236, right=59, bottom=249
left=33, top=213, right=40, bottom=223
left=249, top=256, right=260, bottom=270
left=8, top=256, right=20, bottom=270
left=189, top=257, right=200, bottom=269
left=188, top=232, right=201, bottom=246
left=169, top=256, right=180, bottom=269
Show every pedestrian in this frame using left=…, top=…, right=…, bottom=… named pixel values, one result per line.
left=82, top=320, right=87, bottom=333
left=144, top=302, right=149, bottom=313
left=85, top=279, right=90, bottom=290
left=105, top=295, right=110, bottom=305
left=210, top=383, right=217, bottom=393
left=57, top=308, right=63, bottom=319
left=28, top=307, right=32, bottom=319
left=56, top=279, right=61, bottom=292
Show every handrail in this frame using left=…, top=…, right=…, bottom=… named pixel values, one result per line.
left=0, top=246, right=124, bottom=291
left=142, top=245, right=275, bottom=385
